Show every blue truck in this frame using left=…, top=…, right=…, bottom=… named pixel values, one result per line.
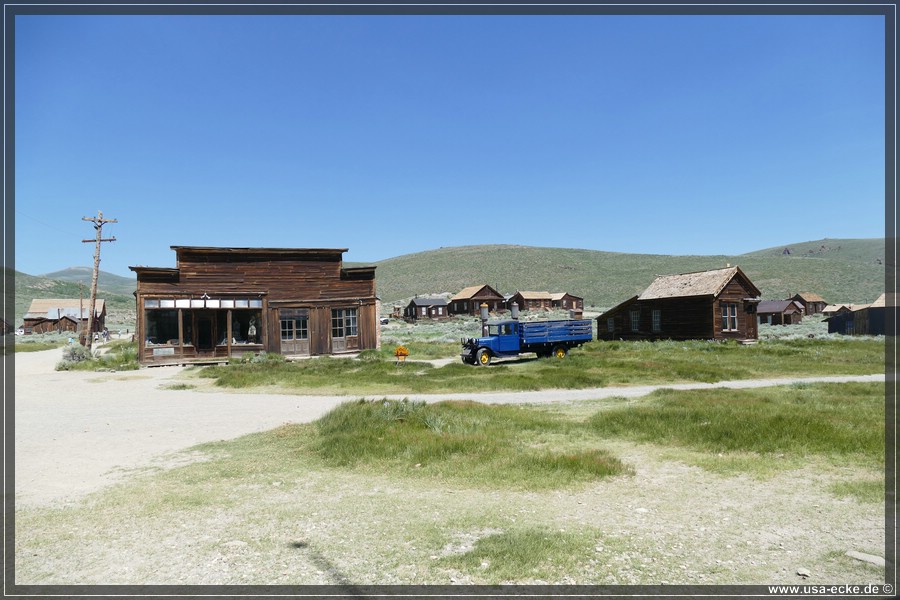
left=460, top=319, right=593, bottom=366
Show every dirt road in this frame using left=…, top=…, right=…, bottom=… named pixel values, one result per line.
left=12, top=347, right=884, bottom=508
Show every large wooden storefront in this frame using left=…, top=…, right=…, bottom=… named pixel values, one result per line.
left=130, top=247, right=378, bottom=366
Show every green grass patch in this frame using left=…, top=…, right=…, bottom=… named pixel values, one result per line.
left=588, top=382, right=884, bottom=464
left=829, top=478, right=885, bottom=503
left=309, top=399, right=629, bottom=489
left=15, top=342, right=65, bottom=352
left=196, top=338, right=883, bottom=395
left=435, top=526, right=597, bottom=583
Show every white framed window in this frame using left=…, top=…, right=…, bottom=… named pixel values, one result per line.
left=332, top=308, right=358, bottom=338
left=652, top=309, right=661, bottom=332
left=721, top=303, right=738, bottom=332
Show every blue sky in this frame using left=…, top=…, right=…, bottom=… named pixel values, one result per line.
left=14, top=13, right=887, bottom=277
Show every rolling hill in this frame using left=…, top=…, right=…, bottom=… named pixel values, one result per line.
left=370, top=238, right=886, bottom=311
left=9, top=238, right=885, bottom=327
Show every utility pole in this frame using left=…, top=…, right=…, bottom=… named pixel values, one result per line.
left=82, top=211, right=117, bottom=351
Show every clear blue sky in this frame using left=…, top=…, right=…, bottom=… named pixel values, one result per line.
left=14, top=13, right=886, bottom=277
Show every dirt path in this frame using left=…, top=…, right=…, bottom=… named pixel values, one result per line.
left=12, top=348, right=884, bottom=508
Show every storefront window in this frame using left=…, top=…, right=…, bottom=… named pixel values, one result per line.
left=145, top=310, right=178, bottom=345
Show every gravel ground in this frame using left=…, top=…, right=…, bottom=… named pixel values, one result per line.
left=11, top=347, right=887, bottom=586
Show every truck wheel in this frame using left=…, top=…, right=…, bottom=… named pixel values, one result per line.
left=476, top=348, right=492, bottom=366
left=552, top=345, right=568, bottom=359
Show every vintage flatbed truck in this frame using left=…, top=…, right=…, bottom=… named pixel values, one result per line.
left=461, top=319, right=593, bottom=366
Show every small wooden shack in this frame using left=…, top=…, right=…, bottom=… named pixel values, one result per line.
left=790, top=293, right=827, bottom=315
left=597, top=266, right=761, bottom=341
left=757, top=300, right=805, bottom=325
left=826, top=293, right=886, bottom=335
left=404, top=297, right=450, bottom=321
left=551, top=292, right=584, bottom=311
left=448, top=285, right=505, bottom=315
left=508, top=291, right=553, bottom=311
left=130, top=246, right=378, bottom=365
left=822, top=304, right=851, bottom=317
left=22, top=299, right=106, bottom=334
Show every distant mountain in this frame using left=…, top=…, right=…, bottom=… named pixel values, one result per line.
left=41, top=267, right=137, bottom=296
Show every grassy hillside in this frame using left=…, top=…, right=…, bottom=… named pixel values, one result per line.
left=11, top=238, right=884, bottom=328
left=11, top=269, right=135, bottom=328
left=372, top=239, right=885, bottom=311
left=42, top=267, right=137, bottom=296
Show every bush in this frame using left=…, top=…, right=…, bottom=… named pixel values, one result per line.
left=56, top=345, right=96, bottom=370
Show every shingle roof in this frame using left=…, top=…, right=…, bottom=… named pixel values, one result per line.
left=637, top=266, right=759, bottom=300
left=793, top=292, right=826, bottom=303
left=515, top=291, right=553, bottom=300
left=757, top=300, right=803, bottom=314
left=25, top=299, right=105, bottom=319
left=451, top=285, right=502, bottom=301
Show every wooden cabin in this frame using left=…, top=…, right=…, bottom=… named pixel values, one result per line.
left=508, top=291, right=553, bottom=311
left=790, top=292, right=827, bottom=315
left=448, top=285, right=505, bottom=315
left=404, top=297, right=449, bottom=321
left=22, top=299, right=106, bottom=334
left=130, top=246, right=378, bottom=365
left=827, top=293, right=887, bottom=335
left=597, top=266, right=761, bottom=341
left=822, top=304, right=851, bottom=317
left=757, top=300, right=804, bottom=325
left=551, top=292, right=584, bottom=311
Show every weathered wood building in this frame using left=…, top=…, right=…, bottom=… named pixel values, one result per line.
left=22, top=299, right=106, bottom=334
left=790, top=292, right=827, bottom=315
left=597, top=266, right=761, bottom=341
left=403, top=297, right=449, bottom=321
left=757, top=300, right=804, bottom=325
left=826, top=293, right=887, bottom=335
left=508, top=291, right=553, bottom=311
left=551, top=292, right=584, bottom=311
left=130, top=246, right=378, bottom=365
left=449, top=285, right=505, bottom=315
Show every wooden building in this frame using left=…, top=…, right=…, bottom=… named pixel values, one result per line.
left=130, top=246, right=378, bottom=365
left=551, top=292, right=584, bottom=311
left=448, top=285, right=505, bottom=315
left=597, top=266, right=761, bottom=341
left=790, top=293, right=827, bottom=315
left=508, top=291, right=553, bottom=311
left=757, top=300, right=804, bottom=325
left=827, top=293, right=887, bottom=336
left=22, top=299, right=106, bottom=335
left=822, top=304, right=851, bottom=317
left=404, top=297, right=449, bottom=321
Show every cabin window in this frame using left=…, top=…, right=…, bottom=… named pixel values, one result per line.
left=281, top=316, right=308, bottom=341
left=630, top=310, right=640, bottom=332
left=332, top=308, right=358, bottom=338
left=652, top=310, right=662, bottom=332
left=607, top=318, right=615, bottom=333
left=721, top=303, right=738, bottom=332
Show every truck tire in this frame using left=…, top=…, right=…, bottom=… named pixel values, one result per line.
left=552, top=345, right=568, bottom=359
left=476, top=348, right=492, bottom=367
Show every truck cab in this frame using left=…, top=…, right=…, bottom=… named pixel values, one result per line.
left=461, top=320, right=522, bottom=366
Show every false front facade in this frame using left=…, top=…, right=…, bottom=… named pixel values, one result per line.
left=130, top=246, right=378, bottom=365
